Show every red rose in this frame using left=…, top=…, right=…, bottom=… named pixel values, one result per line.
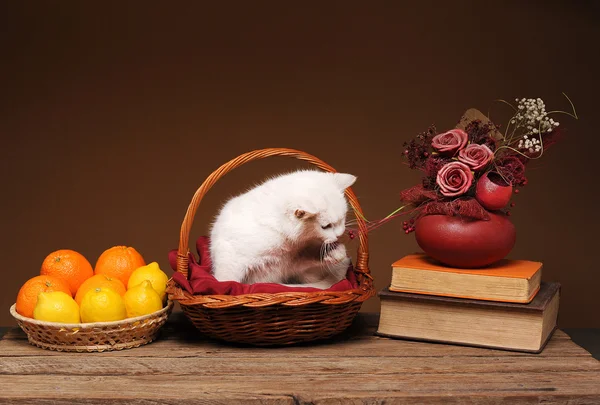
left=458, top=144, right=493, bottom=171
left=436, top=161, right=474, bottom=197
left=431, top=129, right=468, bottom=156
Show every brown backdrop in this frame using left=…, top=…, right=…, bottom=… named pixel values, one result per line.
left=1, top=1, right=598, bottom=327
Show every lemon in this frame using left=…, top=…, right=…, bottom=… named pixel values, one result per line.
left=123, top=280, right=163, bottom=318
left=33, top=291, right=80, bottom=323
left=80, top=287, right=127, bottom=323
left=127, top=262, right=169, bottom=300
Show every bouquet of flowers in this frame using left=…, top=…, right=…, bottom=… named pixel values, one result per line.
left=388, top=95, right=578, bottom=233
left=348, top=95, right=578, bottom=268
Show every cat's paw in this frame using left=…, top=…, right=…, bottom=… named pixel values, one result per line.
left=324, top=243, right=348, bottom=264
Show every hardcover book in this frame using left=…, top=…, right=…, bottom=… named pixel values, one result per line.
left=377, top=281, right=560, bottom=353
left=390, top=253, right=542, bottom=303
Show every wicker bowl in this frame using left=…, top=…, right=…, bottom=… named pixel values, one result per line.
left=167, top=148, right=375, bottom=346
left=10, top=301, right=173, bottom=352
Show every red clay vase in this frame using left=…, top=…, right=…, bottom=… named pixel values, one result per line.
left=415, top=212, right=516, bottom=268
left=476, top=171, right=513, bottom=211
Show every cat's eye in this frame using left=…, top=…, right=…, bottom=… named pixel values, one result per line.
left=321, top=223, right=332, bottom=229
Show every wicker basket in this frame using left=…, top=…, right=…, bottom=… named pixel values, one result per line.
left=166, top=148, right=375, bottom=346
left=10, top=301, right=173, bottom=352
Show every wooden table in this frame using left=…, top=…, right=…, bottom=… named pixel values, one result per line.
left=1, top=313, right=599, bottom=404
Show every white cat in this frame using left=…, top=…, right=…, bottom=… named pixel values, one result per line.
left=209, top=170, right=356, bottom=289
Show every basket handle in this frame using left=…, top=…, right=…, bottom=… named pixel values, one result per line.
left=176, top=148, right=370, bottom=281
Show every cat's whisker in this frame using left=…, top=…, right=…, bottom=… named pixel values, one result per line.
left=322, top=243, right=331, bottom=272
left=325, top=249, right=334, bottom=273
left=324, top=242, right=336, bottom=273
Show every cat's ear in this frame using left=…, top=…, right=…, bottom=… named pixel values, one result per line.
left=333, top=173, right=357, bottom=190
left=294, top=209, right=315, bottom=219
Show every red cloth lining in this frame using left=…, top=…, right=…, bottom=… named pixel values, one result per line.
left=169, top=236, right=358, bottom=295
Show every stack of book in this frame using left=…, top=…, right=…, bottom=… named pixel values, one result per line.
left=377, top=253, right=560, bottom=353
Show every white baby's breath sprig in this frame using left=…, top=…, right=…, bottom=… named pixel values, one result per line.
left=494, top=93, right=577, bottom=160
left=512, top=98, right=557, bottom=137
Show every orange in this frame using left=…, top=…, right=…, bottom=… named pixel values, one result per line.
left=74, top=274, right=126, bottom=306
left=15, top=275, right=72, bottom=318
left=40, top=249, right=94, bottom=296
left=94, top=246, right=146, bottom=287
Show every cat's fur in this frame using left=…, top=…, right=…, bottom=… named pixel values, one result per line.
left=210, top=170, right=356, bottom=289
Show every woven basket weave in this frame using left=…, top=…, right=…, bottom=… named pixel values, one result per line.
left=166, top=148, right=375, bottom=346
left=10, top=301, right=173, bottom=352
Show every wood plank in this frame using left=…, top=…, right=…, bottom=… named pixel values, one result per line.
left=2, top=313, right=599, bottom=403
left=302, top=393, right=600, bottom=405
left=0, top=373, right=598, bottom=404
left=0, top=395, right=595, bottom=405
left=0, top=397, right=296, bottom=405
left=1, top=313, right=576, bottom=341
left=302, top=394, right=600, bottom=405
left=2, top=354, right=599, bottom=377
left=0, top=333, right=592, bottom=362
left=1, top=324, right=592, bottom=360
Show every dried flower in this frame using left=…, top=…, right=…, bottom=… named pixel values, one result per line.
left=402, top=125, right=437, bottom=169
left=495, top=155, right=527, bottom=186
left=423, top=156, right=451, bottom=188
left=507, top=97, right=562, bottom=157
left=464, top=119, right=499, bottom=151
left=513, top=98, right=559, bottom=134
left=517, top=135, right=542, bottom=153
